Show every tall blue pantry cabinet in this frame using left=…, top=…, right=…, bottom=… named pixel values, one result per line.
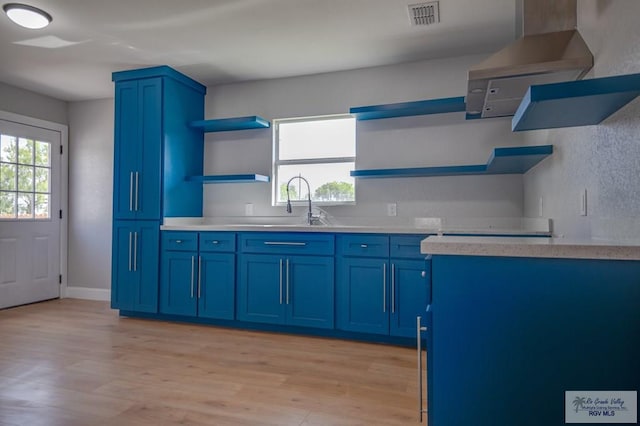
left=111, top=66, right=206, bottom=313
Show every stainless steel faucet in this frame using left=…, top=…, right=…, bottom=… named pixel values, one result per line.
left=285, top=175, right=318, bottom=225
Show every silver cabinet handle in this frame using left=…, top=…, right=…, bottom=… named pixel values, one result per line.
left=128, top=231, right=132, bottom=271
left=129, top=172, right=134, bottom=211
left=133, top=232, right=138, bottom=272
left=286, top=258, right=290, bottom=305
left=421, top=270, right=426, bottom=278
left=382, top=263, right=387, bottom=313
left=264, top=241, right=307, bottom=246
left=279, top=258, right=283, bottom=305
left=175, top=240, right=183, bottom=244
left=417, top=316, right=428, bottom=422
left=360, top=244, right=368, bottom=248
left=210, top=240, right=220, bottom=245
left=134, top=171, right=139, bottom=211
left=190, top=256, right=195, bottom=298
left=391, top=263, right=396, bottom=314
left=197, top=256, right=202, bottom=299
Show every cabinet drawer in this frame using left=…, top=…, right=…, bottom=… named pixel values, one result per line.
left=199, top=232, right=236, bottom=252
left=337, top=234, right=389, bottom=257
left=390, top=235, right=430, bottom=259
left=239, top=232, right=334, bottom=255
left=162, top=231, right=198, bottom=251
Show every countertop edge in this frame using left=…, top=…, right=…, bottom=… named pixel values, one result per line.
left=420, top=236, right=640, bottom=261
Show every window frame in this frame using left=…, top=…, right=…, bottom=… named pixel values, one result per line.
left=272, top=114, right=356, bottom=207
left=0, top=135, right=53, bottom=221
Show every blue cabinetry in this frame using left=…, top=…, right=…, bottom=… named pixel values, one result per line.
left=389, top=235, right=431, bottom=338
left=237, top=233, right=335, bottom=329
left=427, top=255, right=640, bottom=426
left=160, top=231, right=235, bottom=319
left=111, top=220, right=160, bottom=313
left=336, top=234, right=430, bottom=337
left=111, top=66, right=206, bottom=313
left=113, top=78, right=162, bottom=220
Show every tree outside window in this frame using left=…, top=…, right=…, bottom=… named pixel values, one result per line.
left=0, top=134, right=51, bottom=219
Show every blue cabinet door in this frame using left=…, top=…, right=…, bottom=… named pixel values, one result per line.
left=111, top=222, right=135, bottom=310
left=113, top=78, right=162, bottom=221
left=198, top=252, right=235, bottom=320
left=336, top=257, right=389, bottom=334
left=113, top=81, right=140, bottom=220
left=136, top=78, right=162, bottom=220
left=389, top=258, right=430, bottom=337
left=111, top=220, right=159, bottom=313
left=286, top=255, right=334, bottom=329
left=237, top=254, right=285, bottom=324
left=159, top=250, right=197, bottom=316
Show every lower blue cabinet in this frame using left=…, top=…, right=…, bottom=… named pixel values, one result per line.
left=336, top=257, right=389, bottom=334
left=160, top=231, right=235, bottom=319
left=237, top=253, right=334, bottom=329
left=111, top=220, right=160, bottom=313
left=336, top=234, right=431, bottom=337
left=389, top=258, right=430, bottom=338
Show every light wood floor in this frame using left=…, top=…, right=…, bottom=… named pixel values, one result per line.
left=0, top=299, right=422, bottom=425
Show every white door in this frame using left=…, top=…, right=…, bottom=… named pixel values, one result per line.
left=0, top=119, right=61, bottom=309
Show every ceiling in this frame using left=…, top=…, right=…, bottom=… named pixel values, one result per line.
left=0, top=0, right=516, bottom=101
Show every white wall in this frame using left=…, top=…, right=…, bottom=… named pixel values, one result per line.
left=203, top=55, right=527, bottom=221
left=0, top=82, right=68, bottom=125
left=522, top=0, right=640, bottom=239
left=67, top=99, right=114, bottom=292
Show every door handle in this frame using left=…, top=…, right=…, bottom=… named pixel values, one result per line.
left=264, top=241, right=306, bottom=246
left=133, top=232, right=138, bottom=272
left=134, top=171, right=139, bottom=211
left=129, top=172, right=134, bottom=212
left=279, top=258, right=283, bottom=305
left=382, top=263, right=386, bottom=313
left=391, top=263, right=395, bottom=314
left=197, top=256, right=202, bottom=299
left=417, top=316, right=428, bottom=422
left=190, top=256, right=195, bottom=298
left=286, top=258, right=290, bottom=305
left=128, top=231, right=132, bottom=271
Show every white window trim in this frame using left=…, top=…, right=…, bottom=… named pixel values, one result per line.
left=272, top=114, right=356, bottom=207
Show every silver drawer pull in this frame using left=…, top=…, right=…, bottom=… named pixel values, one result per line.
left=360, top=244, right=368, bottom=248
left=175, top=240, right=183, bottom=244
left=264, top=241, right=307, bottom=246
left=209, top=240, right=220, bottom=244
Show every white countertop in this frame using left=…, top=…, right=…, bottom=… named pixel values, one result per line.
left=160, top=222, right=432, bottom=234
left=160, top=217, right=552, bottom=236
left=420, top=235, right=640, bottom=261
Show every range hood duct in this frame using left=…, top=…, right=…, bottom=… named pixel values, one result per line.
left=466, top=0, right=593, bottom=118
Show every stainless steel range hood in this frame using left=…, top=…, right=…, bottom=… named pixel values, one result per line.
left=466, top=0, right=593, bottom=118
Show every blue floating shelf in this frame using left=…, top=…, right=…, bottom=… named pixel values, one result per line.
left=190, top=116, right=270, bottom=132
left=350, top=96, right=466, bottom=120
left=512, top=73, right=640, bottom=131
left=350, top=145, right=552, bottom=178
left=188, top=174, right=270, bottom=184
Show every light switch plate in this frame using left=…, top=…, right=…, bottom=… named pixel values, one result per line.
left=245, top=203, right=254, bottom=216
left=387, top=203, right=397, bottom=217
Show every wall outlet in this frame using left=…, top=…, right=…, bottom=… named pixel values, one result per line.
left=580, top=189, right=587, bottom=216
left=538, top=197, right=544, bottom=217
left=387, top=203, right=397, bottom=217
left=245, top=203, right=254, bottom=216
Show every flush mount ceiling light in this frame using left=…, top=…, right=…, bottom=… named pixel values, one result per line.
left=3, top=3, right=52, bottom=29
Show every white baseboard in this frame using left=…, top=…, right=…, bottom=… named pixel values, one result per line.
left=64, top=286, right=111, bottom=301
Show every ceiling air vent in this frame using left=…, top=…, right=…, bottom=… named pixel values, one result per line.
left=408, top=2, right=440, bottom=26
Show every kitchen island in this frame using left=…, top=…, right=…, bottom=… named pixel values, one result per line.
left=420, top=236, right=640, bottom=426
